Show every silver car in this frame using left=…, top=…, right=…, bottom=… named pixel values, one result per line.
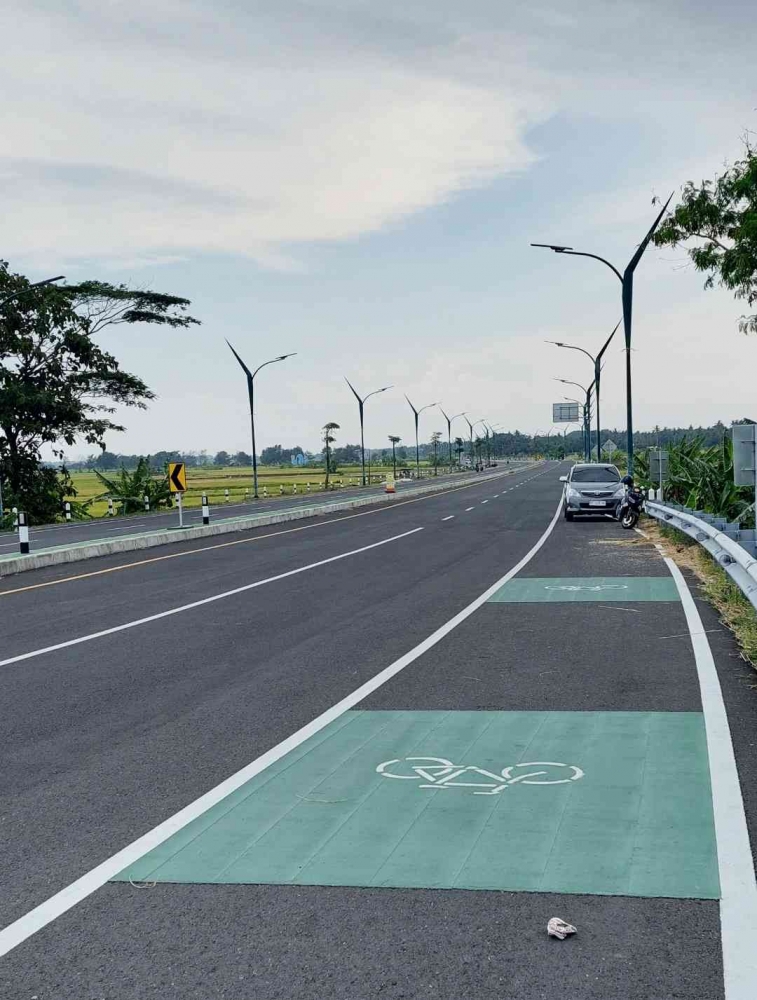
left=560, top=463, right=625, bottom=521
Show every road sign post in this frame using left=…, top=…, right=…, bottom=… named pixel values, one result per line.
left=168, top=463, right=187, bottom=528
left=649, top=449, right=669, bottom=501
left=733, top=424, right=757, bottom=520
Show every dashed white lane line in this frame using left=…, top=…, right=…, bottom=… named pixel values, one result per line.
left=0, top=527, right=424, bottom=669
left=0, top=496, right=563, bottom=959
left=480, top=500, right=489, bottom=505
left=441, top=516, right=455, bottom=521
left=493, top=495, right=500, bottom=498
left=465, top=506, right=475, bottom=512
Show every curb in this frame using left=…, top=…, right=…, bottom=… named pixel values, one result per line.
left=0, top=464, right=541, bottom=578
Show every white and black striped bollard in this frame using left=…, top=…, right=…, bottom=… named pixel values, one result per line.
left=293, top=482, right=298, bottom=495
left=107, top=497, right=114, bottom=517
left=18, top=511, right=30, bottom=554
left=202, top=493, right=210, bottom=525
left=12, top=506, right=19, bottom=528
left=143, top=494, right=150, bottom=512
left=263, top=486, right=268, bottom=498
left=279, top=484, right=284, bottom=496
left=245, top=488, right=249, bottom=501
left=307, top=482, right=311, bottom=493
left=65, top=501, right=71, bottom=521
left=225, top=489, right=230, bottom=503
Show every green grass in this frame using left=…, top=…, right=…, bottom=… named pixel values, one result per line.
left=650, top=521, right=757, bottom=669
left=67, top=463, right=438, bottom=517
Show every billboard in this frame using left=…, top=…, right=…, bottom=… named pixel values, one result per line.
left=553, top=402, right=579, bottom=423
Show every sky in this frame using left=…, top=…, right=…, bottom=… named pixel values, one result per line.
left=2, top=0, right=756, bottom=457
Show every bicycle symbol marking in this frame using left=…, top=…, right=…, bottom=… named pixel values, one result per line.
left=375, top=757, right=584, bottom=796
left=543, top=584, right=629, bottom=592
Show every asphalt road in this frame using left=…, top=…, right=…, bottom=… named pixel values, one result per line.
left=1, top=459, right=755, bottom=999
left=0, top=465, right=522, bottom=555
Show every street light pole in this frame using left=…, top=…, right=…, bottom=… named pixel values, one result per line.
left=546, top=320, right=620, bottom=462
left=532, top=195, right=672, bottom=474
left=405, top=396, right=440, bottom=479
left=226, top=342, right=296, bottom=499
left=345, top=380, right=393, bottom=486
left=439, top=408, right=465, bottom=471
left=555, top=378, right=595, bottom=461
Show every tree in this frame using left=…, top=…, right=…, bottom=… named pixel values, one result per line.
left=260, top=444, right=283, bottom=466
left=233, top=451, right=252, bottom=466
left=430, top=431, right=442, bottom=476
left=653, top=141, right=757, bottom=333
left=322, top=422, right=339, bottom=488
left=388, top=435, right=400, bottom=478
left=0, top=261, right=199, bottom=521
left=454, top=436, right=465, bottom=466
left=213, top=451, right=230, bottom=466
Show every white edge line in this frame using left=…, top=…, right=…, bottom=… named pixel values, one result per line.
left=0, top=528, right=425, bottom=669
left=665, top=556, right=757, bottom=998
left=0, top=496, right=563, bottom=957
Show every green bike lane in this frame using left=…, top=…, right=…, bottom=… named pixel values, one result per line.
left=105, top=518, right=737, bottom=997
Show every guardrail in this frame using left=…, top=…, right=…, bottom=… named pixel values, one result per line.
left=645, top=500, right=757, bottom=611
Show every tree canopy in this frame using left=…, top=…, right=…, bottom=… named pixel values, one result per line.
left=0, top=261, right=200, bottom=520
left=653, top=141, right=757, bottom=333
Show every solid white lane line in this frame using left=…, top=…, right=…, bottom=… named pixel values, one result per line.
left=465, top=506, right=475, bottom=512
left=441, top=516, right=455, bottom=521
left=665, top=557, right=757, bottom=998
left=0, top=497, right=562, bottom=958
left=0, top=527, right=424, bottom=669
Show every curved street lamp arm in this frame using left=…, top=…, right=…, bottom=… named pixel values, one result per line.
left=559, top=250, right=623, bottom=283
left=547, top=341, right=596, bottom=364
left=363, top=385, right=393, bottom=404
left=419, top=401, right=440, bottom=415
left=252, top=352, right=296, bottom=381
left=554, top=377, right=591, bottom=396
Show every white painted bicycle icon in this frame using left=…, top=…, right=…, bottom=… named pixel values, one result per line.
left=543, top=584, right=628, bottom=592
left=376, top=757, right=584, bottom=796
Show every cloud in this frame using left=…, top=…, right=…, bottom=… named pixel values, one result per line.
left=1, top=0, right=546, bottom=270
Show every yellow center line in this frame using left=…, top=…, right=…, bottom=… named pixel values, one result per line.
left=0, top=471, right=529, bottom=597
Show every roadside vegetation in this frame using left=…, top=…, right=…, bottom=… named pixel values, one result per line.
left=644, top=519, right=757, bottom=670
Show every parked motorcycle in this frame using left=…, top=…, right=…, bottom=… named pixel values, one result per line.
left=617, top=484, right=645, bottom=529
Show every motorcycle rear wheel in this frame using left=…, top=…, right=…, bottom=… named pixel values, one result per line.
left=621, top=510, right=639, bottom=529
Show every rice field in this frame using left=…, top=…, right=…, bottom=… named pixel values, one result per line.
left=67, top=463, right=431, bottom=517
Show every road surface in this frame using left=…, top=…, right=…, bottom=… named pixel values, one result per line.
left=1, top=460, right=756, bottom=999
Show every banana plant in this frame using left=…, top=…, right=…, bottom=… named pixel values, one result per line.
left=93, top=458, right=173, bottom=514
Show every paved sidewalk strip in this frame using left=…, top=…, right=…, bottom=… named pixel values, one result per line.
left=115, top=709, right=718, bottom=899
left=488, top=576, right=680, bottom=603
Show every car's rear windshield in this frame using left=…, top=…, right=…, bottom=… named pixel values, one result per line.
left=570, top=467, right=620, bottom=483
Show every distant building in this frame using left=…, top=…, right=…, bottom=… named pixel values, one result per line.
left=291, top=453, right=305, bottom=466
